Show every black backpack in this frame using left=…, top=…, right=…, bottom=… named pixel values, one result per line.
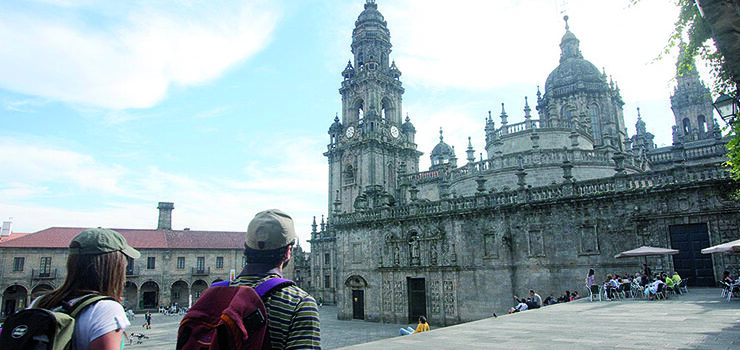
left=0, top=294, right=114, bottom=350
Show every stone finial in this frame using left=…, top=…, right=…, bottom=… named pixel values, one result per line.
left=564, top=15, right=569, bottom=30
left=312, top=216, right=317, bottom=233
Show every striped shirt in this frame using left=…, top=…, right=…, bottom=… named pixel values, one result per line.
left=231, top=274, right=321, bottom=349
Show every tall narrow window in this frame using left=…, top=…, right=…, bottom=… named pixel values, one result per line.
left=126, top=257, right=134, bottom=275
left=216, top=257, right=224, bottom=269
left=177, top=257, right=185, bottom=269
left=589, top=107, right=601, bottom=143
left=40, top=257, right=51, bottom=276
left=197, top=257, right=205, bottom=272
left=324, top=253, right=330, bottom=265
left=697, top=115, right=707, bottom=134
left=13, top=257, right=24, bottom=272
left=147, top=257, right=156, bottom=269
left=682, top=118, right=691, bottom=135
left=324, top=274, right=331, bottom=288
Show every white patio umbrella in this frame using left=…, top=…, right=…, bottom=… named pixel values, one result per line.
left=701, top=239, right=740, bottom=254
left=614, top=246, right=679, bottom=259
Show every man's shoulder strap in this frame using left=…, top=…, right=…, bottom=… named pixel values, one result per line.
left=66, top=294, right=116, bottom=318
left=209, top=277, right=295, bottom=297
left=254, top=278, right=294, bottom=298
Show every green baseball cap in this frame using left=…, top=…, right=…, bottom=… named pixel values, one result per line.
left=246, top=209, right=297, bottom=250
left=69, top=228, right=141, bottom=259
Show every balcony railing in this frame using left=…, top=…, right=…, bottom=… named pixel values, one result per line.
left=192, top=267, right=210, bottom=276
left=31, top=268, right=57, bottom=280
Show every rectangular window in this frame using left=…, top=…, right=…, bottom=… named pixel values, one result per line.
left=197, top=257, right=205, bottom=272
left=216, top=257, right=224, bottom=269
left=324, top=253, right=330, bottom=265
left=324, top=274, right=331, bottom=288
left=13, top=257, right=24, bottom=272
left=242, top=255, right=247, bottom=267
left=177, top=257, right=185, bottom=269
left=40, top=257, right=52, bottom=276
left=147, top=257, right=156, bottom=269
left=126, top=257, right=135, bottom=275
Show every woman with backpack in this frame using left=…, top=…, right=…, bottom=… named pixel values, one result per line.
left=34, top=228, right=140, bottom=350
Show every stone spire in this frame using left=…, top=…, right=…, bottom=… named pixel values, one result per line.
left=466, top=137, right=476, bottom=163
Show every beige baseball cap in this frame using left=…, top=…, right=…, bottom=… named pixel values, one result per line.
left=246, top=209, right=297, bottom=250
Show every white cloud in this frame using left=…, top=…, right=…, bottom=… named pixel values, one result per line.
left=0, top=135, right=324, bottom=246
left=0, top=1, right=282, bottom=109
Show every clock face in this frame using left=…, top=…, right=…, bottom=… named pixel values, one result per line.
left=345, top=126, right=355, bottom=139
left=390, top=125, right=400, bottom=138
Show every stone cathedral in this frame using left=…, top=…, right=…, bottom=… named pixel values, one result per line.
left=308, top=0, right=740, bottom=325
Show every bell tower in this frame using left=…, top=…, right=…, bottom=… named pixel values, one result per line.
left=325, top=0, right=421, bottom=215
left=670, top=47, right=720, bottom=143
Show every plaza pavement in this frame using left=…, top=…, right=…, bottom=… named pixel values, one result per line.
left=121, top=287, right=739, bottom=349
left=343, top=287, right=740, bottom=350
left=121, top=303, right=402, bottom=349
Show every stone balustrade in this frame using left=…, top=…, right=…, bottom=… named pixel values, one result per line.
left=333, top=164, right=735, bottom=226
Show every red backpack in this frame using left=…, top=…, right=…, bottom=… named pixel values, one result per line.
left=176, top=278, right=294, bottom=350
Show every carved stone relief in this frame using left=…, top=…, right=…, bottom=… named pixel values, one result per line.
left=443, top=280, right=456, bottom=316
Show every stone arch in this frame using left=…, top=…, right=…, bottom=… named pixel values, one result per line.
left=344, top=275, right=368, bottom=289
left=682, top=118, right=691, bottom=135
left=31, top=283, right=55, bottom=299
left=697, top=115, right=707, bottom=134
left=124, top=281, right=138, bottom=310
left=3, top=284, right=29, bottom=317
left=140, top=280, right=160, bottom=309
left=354, top=99, right=365, bottom=122
left=192, top=280, right=209, bottom=302
left=560, top=105, right=576, bottom=128
left=170, top=280, right=189, bottom=307
left=381, top=97, right=396, bottom=122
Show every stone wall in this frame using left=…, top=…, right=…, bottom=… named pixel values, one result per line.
left=327, top=165, right=740, bottom=325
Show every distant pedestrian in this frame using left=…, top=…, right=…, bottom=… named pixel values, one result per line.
left=144, top=311, right=152, bottom=329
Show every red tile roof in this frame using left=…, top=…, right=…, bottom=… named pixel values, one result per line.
left=0, top=227, right=245, bottom=250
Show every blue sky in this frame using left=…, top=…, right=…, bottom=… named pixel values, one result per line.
left=0, top=0, right=710, bottom=247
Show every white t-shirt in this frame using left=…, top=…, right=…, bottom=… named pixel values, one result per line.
left=71, top=299, right=130, bottom=350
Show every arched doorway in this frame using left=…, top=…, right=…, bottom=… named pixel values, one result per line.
left=3, top=284, right=28, bottom=317
left=140, top=281, right=159, bottom=309
left=344, top=275, right=368, bottom=320
left=170, top=280, right=189, bottom=308
left=124, top=282, right=138, bottom=310
left=192, top=280, right=208, bottom=304
left=31, top=283, right=54, bottom=300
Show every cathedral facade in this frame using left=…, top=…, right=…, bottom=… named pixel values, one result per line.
left=309, top=1, right=740, bottom=325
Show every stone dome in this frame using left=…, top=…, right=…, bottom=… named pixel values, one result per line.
left=356, top=1, right=387, bottom=27
left=544, top=17, right=607, bottom=97
left=431, top=140, right=454, bottom=158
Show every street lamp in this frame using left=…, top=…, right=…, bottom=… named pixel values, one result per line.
left=712, top=94, right=740, bottom=125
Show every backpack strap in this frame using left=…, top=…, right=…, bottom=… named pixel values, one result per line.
left=210, top=280, right=231, bottom=287
left=66, top=294, right=116, bottom=318
left=254, top=278, right=294, bottom=298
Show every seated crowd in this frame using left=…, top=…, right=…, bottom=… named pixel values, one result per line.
left=586, top=269, right=683, bottom=301
left=507, top=289, right=579, bottom=314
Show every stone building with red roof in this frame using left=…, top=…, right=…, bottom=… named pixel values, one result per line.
left=0, top=202, right=309, bottom=316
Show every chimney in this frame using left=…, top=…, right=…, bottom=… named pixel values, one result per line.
left=157, top=202, right=174, bottom=230
left=0, top=219, right=12, bottom=238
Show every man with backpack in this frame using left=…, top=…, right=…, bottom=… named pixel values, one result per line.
left=178, top=209, right=320, bottom=349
